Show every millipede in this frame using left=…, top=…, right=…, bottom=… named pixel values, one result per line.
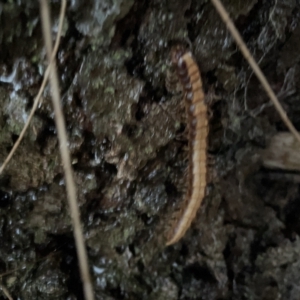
left=166, top=46, right=208, bottom=246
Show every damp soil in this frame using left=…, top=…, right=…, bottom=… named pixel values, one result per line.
left=1, top=0, right=300, bottom=299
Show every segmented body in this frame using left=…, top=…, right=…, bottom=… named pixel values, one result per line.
left=166, top=47, right=208, bottom=246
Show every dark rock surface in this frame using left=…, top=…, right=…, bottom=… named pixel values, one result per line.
left=0, top=0, right=300, bottom=299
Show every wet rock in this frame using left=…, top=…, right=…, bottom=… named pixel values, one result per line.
left=25, top=183, right=72, bottom=243
left=71, top=0, right=134, bottom=46
left=279, top=24, right=300, bottom=70
left=138, top=0, right=190, bottom=89
left=0, top=141, right=61, bottom=192
left=253, top=238, right=300, bottom=300
left=1, top=0, right=300, bottom=299
left=20, top=260, right=68, bottom=299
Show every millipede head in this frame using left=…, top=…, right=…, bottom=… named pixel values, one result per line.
left=170, top=45, right=187, bottom=66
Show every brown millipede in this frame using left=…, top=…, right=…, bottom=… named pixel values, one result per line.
left=166, top=46, right=208, bottom=246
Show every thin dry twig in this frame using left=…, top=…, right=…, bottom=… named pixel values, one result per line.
left=0, top=283, right=13, bottom=300
left=39, top=1, right=94, bottom=300
left=210, top=0, right=300, bottom=144
left=0, top=0, right=66, bottom=175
